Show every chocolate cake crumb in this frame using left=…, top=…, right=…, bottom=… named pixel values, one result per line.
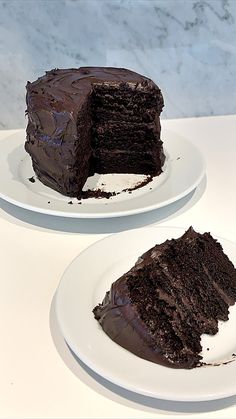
left=123, top=175, right=153, bottom=192
left=68, top=201, right=73, bottom=205
left=208, top=359, right=235, bottom=366
left=79, top=189, right=116, bottom=200
left=28, top=176, right=35, bottom=183
left=201, top=352, right=236, bottom=367
left=48, top=201, right=50, bottom=204
left=177, top=157, right=180, bottom=160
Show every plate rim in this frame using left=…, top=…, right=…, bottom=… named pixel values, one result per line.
left=0, top=130, right=206, bottom=218
left=55, top=226, right=236, bottom=401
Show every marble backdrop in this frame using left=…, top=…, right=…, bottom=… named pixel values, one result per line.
left=0, top=0, right=236, bottom=128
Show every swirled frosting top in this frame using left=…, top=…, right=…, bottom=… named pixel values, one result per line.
left=26, top=67, right=158, bottom=114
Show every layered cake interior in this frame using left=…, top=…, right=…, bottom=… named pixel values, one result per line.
left=93, top=227, right=236, bottom=369
left=91, top=82, right=164, bottom=175
left=25, top=67, right=165, bottom=197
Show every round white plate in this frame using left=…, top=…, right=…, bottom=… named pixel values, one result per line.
left=56, top=226, right=236, bottom=401
left=0, top=130, right=205, bottom=218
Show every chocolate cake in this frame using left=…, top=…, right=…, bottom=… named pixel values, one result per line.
left=25, top=67, right=165, bottom=197
left=93, top=228, right=236, bottom=369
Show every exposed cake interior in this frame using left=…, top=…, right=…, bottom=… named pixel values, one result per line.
left=90, top=82, right=164, bottom=175
left=25, top=68, right=165, bottom=197
left=93, top=227, right=236, bottom=369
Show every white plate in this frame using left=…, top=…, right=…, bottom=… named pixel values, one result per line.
left=56, top=226, right=236, bottom=401
left=0, top=129, right=205, bottom=218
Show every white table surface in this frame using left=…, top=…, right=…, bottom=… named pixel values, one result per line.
left=0, top=115, right=236, bottom=419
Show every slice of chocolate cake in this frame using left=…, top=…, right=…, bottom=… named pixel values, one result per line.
left=93, top=227, right=236, bottom=369
left=25, top=67, right=165, bottom=197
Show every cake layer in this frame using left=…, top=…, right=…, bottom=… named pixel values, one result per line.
left=91, top=81, right=163, bottom=124
left=92, top=82, right=163, bottom=111
left=197, top=233, right=236, bottom=303
left=92, top=108, right=157, bottom=123
left=92, top=120, right=161, bottom=152
left=93, top=148, right=165, bottom=175
left=93, top=228, right=236, bottom=369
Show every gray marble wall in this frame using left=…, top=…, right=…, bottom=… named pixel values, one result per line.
left=0, top=0, right=236, bottom=129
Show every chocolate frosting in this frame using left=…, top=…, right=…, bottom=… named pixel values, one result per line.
left=94, top=275, right=175, bottom=368
left=26, top=67, right=161, bottom=111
